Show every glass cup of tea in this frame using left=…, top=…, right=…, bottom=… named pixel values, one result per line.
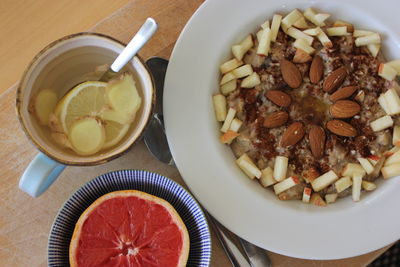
left=16, top=33, right=155, bottom=197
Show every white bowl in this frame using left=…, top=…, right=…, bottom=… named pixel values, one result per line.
left=164, top=0, right=400, bottom=260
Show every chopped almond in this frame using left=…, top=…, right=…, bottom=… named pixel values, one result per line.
left=220, top=130, right=239, bottom=144
left=293, top=49, right=312, bottom=63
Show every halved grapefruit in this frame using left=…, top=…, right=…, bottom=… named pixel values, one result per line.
left=69, top=190, right=190, bottom=267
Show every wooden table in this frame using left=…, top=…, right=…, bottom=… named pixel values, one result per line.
left=0, top=0, right=391, bottom=266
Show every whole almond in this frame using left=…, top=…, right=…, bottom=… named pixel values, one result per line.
left=293, top=49, right=312, bottom=63
left=309, top=125, right=326, bottom=158
left=263, top=111, right=289, bottom=128
left=323, top=66, right=347, bottom=93
left=280, top=59, right=302, bottom=89
left=330, top=100, right=360, bottom=118
left=280, top=122, right=305, bottom=147
left=266, top=90, right=292, bottom=107
left=309, top=55, right=324, bottom=84
left=326, top=120, right=357, bottom=137
left=329, top=86, right=358, bottom=102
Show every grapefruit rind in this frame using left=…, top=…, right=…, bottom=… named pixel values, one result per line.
left=69, top=190, right=190, bottom=267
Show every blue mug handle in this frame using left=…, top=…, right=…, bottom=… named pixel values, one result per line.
left=19, top=153, right=66, bottom=197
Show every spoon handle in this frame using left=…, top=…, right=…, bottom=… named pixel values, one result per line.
left=110, top=18, right=158, bottom=72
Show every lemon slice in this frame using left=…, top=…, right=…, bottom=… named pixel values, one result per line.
left=34, top=89, right=58, bottom=125
left=69, top=117, right=105, bottom=156
left=59, top=81, right=107, bottom=133
left=103, top=120, right=130, bottom=149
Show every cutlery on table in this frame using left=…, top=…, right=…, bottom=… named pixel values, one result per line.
left=144, top=57, right=272, bottom=267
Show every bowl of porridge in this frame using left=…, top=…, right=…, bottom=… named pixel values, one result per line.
left=164, top=0, right=400, bottom=259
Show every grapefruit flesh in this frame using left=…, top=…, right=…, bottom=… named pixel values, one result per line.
left=69, top=190, right=190, bottom=267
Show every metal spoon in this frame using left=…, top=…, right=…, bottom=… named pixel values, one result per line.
left=144, top=57, right=271, bottom=267
left=99, top=18, right=158, bottom=82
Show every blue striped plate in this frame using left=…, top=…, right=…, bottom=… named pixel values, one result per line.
left=48, top=170, right=211, bottom=266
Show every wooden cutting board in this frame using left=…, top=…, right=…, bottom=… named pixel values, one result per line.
left=0, top=0, right=391, bottom=266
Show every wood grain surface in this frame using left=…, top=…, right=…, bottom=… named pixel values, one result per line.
left=0, top=0, right=391, bottom=266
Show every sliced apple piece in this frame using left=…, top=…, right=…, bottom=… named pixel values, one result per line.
left=385, top=89, right=400, bottom=115
left=241, top=35, right=254, bottom=51
left=303, top=27, right=322, bottom=36
left=362, top=181, right=377, bottom=191
left=281, top=9, right=303, bottom=32
left=293, top=49, right=312, bottom=63
left=293, top=17, right=309, bottom=29
left=220, top=72, right=236, bottom=85
left=232, top=45, right=245, bottom=61
left=325, top=193, right=338, bottom=204
left=357, top=158, right=374, bottom=175
left=384, top=149, right=400, bottom=166
left=273, top=176, right=299, bottom=195
left=381, top=163, right=400, bottom=179
left=310, top=193, right=327, bottom=207
left=367, top=44, right=380, bottom=58
left=212, top=94, right=227, bottom=122
left=302, top=187, right=312, bottom=203
left=317, top=30, right=333, bottom=48
left=293, top=38, right=315, bottom=54
left=368, top=156, right=386, bottom=179
left=273, top=156, right=288, bottom=181
left=384, top=146, right=400, bottom=157
left=69, top=117, right=105, bottom=156
left=354, top=90, right=365, bottom=102
left=287, top=27, right=314, bottom=45
left=387, top=59, right=400, bottom=74
left=352, top=173, right=363, bottom=202
left=367, top=155, right=381, bottom=166
left=353, top=30, right=374, bottom=37
left=236, top=153, right=262, bottom=179
left=378, top=93, right=391, bottom=114
left=260, top=167, right=277, bottom=187
left=370, top=115, right=393, bottom=132
left=221, top=107, right=236, bottom=133
left=261, top=20, right=270, bottom=29
left=355, top=33, right=381, bottom=47
left=333, top=20, right=354, bottom=32
left=220, top=79, right=237, bottom=96
left=220, top=58, right=243, bottom=74
left=232, top=64, right=253, bottom=78
left=229, top=118, right=243, bottom=133
left=393, top=126, right=400, bottom=146
left=33, top=89, right=58, bottom=125
left=311, top=170, right=338, bottom=192
left=342, top=163, right=366, bottom=177
left=326, top=26, right=348, bottom=36
left=241, top=72, right=261, bottom=88
left=378, top=63, right=397, bottom=81
left=335, top=176, right=352, bottom=193
left=303, top=8, right=329, bottom=26
left=270, top=14, right=283, bottom=42
left=257, top=28, right=272, bottom=56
